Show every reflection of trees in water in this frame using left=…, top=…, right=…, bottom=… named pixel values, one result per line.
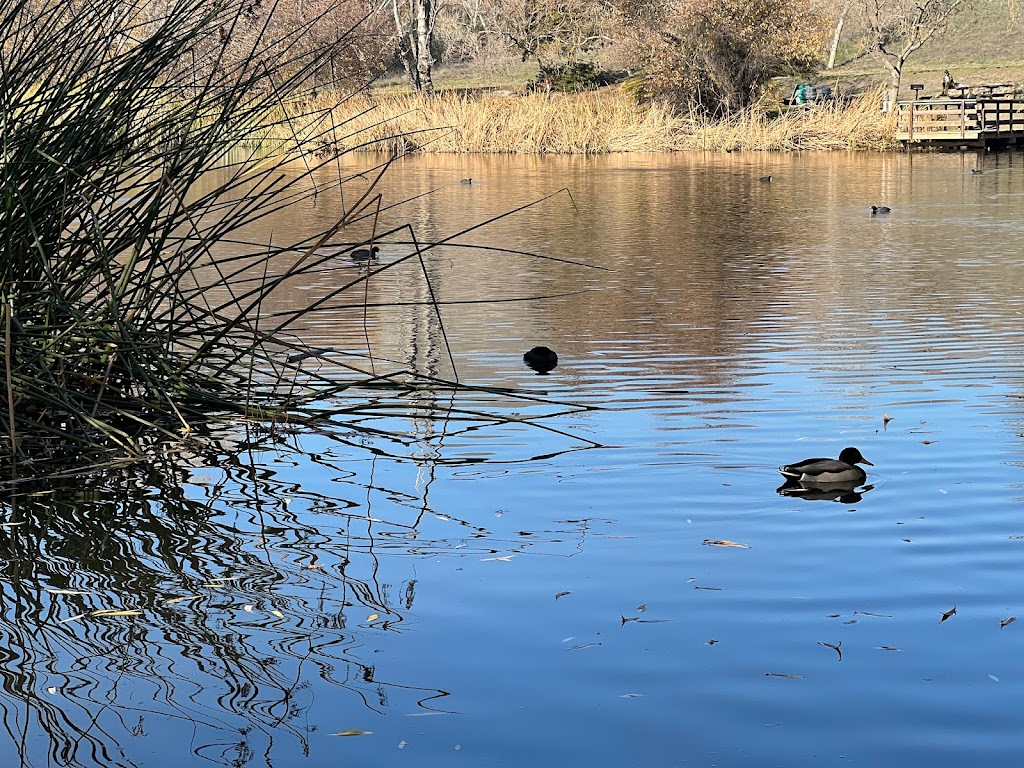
left=0, top=403, right=598, bottom=767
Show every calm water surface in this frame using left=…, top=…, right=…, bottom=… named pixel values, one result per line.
left=8, top=151, right=1024, bottom=767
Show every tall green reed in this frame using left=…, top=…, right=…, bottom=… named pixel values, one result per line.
left=0, top=0, right=383, bottom=460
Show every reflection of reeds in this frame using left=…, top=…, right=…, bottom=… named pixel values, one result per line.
left=304, top=88, right=899, bottom=154
left=0, top=425, right=595, bottom=766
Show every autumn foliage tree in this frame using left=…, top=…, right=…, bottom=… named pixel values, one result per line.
left=617, top=0, right=830, bottom=115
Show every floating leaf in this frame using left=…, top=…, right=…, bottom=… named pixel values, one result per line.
left=92, top=609, right=143, bottom=617
left=481, top=555, right=514, bottom=562
left=635, top=603, right=648, bottom=612
left=706, top=639, right=719, bottom=645
left=165, top=595, right=203, bottom=605
left=333, top=730, right=372, bottom=737
left=637, top=619, right=671, bottom=624
left=398, top=740, right=407, bottom=749
left=876, top=646, right=901, bottom=651
left=200, top=584, right=227, bottom=589
left=46, top=687, right=57, bottom=694
left=567, top=642, right=601, bottom=651
left=854, top=611, right=893, bottom=618
left=59, top=613, right=86, bottom=624
left=243, top=605, right=254, bottom=613
left=940, top=603, right=957, bottom=623
left=703, top=539, right=750, bottom=549
left=843, top=620, right=858, bottom=625
left=366, top=614, right=379, bottom=622
left=825, top=614, right=841, bottom=618
left=306, top=564, right=323, bottom=570
left=46, top=589, right=91, bottom=596
left=818, top=641, right=842, bottom=661
left=989, top=674, right=1000, bottom=682
left=619, top=693, right=643, bottom=698
left=694, top=585, right=723, bottom=591
left=0, top=521, right=25, bottom=527
left=1001, top=616, right=1016, bottom=629
left=270, top=610, right=284, bottom=619
left=765, top=673, right=804, bottom=680
left=922, top=440, right=935, bottom=445
left=555, top=591, right=571, bottom=600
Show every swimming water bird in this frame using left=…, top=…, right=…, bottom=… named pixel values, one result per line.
left=972, top=169, right=984, bottom=175
left=351, top=246, right=380, bottom=262
left=870, top=205, right=891, bottom=214
left=759, top=175, right=773, bottom=182
left=523, top=346, right=558, bottom=374
left=778, top=447, right=873, bottom=485
left=461, top=178, right=473, bottom=184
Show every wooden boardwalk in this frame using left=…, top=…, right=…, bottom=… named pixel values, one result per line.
left=897, top=98, right=1024, bottom=146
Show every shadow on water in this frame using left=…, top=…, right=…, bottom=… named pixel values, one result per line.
left=0, top=401, right=599, bottom=767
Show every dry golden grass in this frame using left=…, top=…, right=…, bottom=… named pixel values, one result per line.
left=276, top=86, right=898, bottom=154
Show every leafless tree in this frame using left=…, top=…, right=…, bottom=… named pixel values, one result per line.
left=859, top=0, right=972, bottom=106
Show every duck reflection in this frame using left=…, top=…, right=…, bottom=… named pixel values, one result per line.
left=776, top=480, right=874, bottom=503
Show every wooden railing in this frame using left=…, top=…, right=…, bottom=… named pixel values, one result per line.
left=897, top=98, right=1024, bottom=143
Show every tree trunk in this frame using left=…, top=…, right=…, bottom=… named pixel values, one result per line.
left=415, top=0, right=434, bottom=95
left=827, top=2, right=850, bottom=70
left=392, top=0, right=419, bottom=90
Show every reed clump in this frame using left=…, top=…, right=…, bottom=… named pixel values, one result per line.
left=307, top=87, right=897, bottom=154
left=0, top=0, right=386, bottom=461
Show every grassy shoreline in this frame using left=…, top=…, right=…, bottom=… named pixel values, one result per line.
left=293, top=87, right=899, bottom=155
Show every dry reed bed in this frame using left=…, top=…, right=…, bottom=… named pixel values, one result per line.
left=293, top=87, right=899, bottom=154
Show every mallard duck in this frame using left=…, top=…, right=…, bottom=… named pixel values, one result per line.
left=523, top=346, right=558, bottom=374
left=351, top=246, right=380, bottom=262
left=778, top=447, right=873, bottom=485
left=870, top=205, right=890, bottom=214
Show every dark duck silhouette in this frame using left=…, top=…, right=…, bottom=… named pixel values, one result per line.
left=523, top=346, right=558, bottom=374
left=351, top=246, right=380, bottom=262
left=779, top=447, right=873, bottom=486
left=870, top=205, right=891, bottom=214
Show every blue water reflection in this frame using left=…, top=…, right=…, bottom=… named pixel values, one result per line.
left=6, top=150, right=1024, bottom=767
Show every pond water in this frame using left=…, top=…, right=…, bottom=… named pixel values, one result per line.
left=7, top=150, right=1024, bottom=767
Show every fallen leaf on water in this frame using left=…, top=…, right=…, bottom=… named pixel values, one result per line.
left=619, top=693, right=643, bottom=698
left=561, top=636, right=575, bottom=643
left=843, top=620, right=858, bottom=625
left=567, top=642, right=601, bottom=651
left=706, top=639, right=719, bottom=645
left=243, top=605, right=254, bottom=613
left=366, top=614, right=379, bottom=622
left=876, top=646, right=901, bottom=652
left=270, top=610, right=284, bottom=619
left=765, top=673, right=804, bottom=680
left=481, top=555, right=514, bottom=562
left=46, top=589, right=91, bottom=596
left=922, top=440, right=935, bottom=445
left=694, top=585, right=723, bottom=591
left=555, top=591, right=571, bottom=600
left=200, top=584, right=227, bottom=589
left=940, top=603, right=957, bottom=623
left=0, top=522, right=25, bottom=527
left=818, top=641, right=842, bottom=661
left=636, top=603, right=648, bottom=612
left=306, top=564, right=323, bottom=570
left=398, top=740, right=407, bottom=749
left=165, top=595, right=203, bottom=605
left=333, top=730, right=372, bottom=737
left=703, top=539, right=750, bottom=549
left=207, top=576, right=241, bottom=582
left=637, top=619, right=671, bottom=624
left=825, top=614, right=841, bottom=618
left=989, top=674, right=1000, bottom=682
left=47, top=687, right=57, bottom=694
left=92, top=609, right=143, bottom=617
left=59, top=613, right=86, bottom=624
left=1001, top=616, right=1016, bottom=629
left=854, top=611, right=893, bottom=618
left=686, top=577, right=697, bottom=583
